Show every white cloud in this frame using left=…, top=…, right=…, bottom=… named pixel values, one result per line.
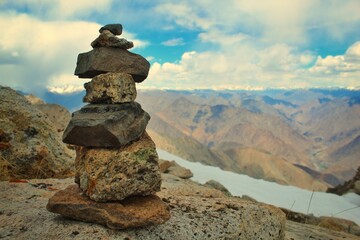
left=155, top=3, right=213, bottom=30
left=345, top=41, right=360, bottom=62
left=155, top=0, right=360, bottom=46
left=55, top=0, right=111, bottom=18
left=47, top=73, right=87, bottom=94
left=140, top=0, right=360, bottom=90
left=199, top=31, right=250, bottom=46
left=258, top=44, right=316, bottom=71
left=309, top=41, right=360, bottom=77
left=47, top=85, right=84, bottom=94
left=0, top=13, right=149, bottom=95
left=0, top=0, right=112, bottom=19
left=142, top=41, right=360, bottom=90
left=162, top=38, right=185, bottom=46
left=0, top=13, right=99, bottom=95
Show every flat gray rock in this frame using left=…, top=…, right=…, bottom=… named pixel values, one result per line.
left=99, top=23, right=122, bottom=35
left=62, top=102, right=150, bottom=147
left=84, top=72, right=137, bottom=104
left=74, top=47, right=150, bottom=82
left=91, top=30, right=134, bottom=49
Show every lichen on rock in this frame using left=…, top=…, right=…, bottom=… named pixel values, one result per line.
left=0, top=86, right=74, bottom=180
left=75, top=132, right=161, bottom=202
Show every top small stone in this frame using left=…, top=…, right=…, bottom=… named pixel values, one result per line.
left=99, top=24, right=123, bottom=35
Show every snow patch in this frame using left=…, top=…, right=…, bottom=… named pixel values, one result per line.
left=157, top=149, right=360, bottom=225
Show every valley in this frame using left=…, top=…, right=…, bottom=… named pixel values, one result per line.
left=136, top=89, right=360, bottom=190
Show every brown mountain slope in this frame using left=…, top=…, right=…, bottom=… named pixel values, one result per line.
left=155, top=97, right=312, bottom=166
left=222, top=147, right=328, bottom=191
left=297, top=100, right=360, bottom=144
left=147, top=115, right=232, bottom=169
left=147, top=113, right=327, bottom=190
left=323, top=135, right=360, bottom=181
left=138, top=90, right=359, bottom=188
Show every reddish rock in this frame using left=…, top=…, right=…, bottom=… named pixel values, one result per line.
left=46, top=184, right=170, bottom=229
left=74, top=47, right=150, bottom=82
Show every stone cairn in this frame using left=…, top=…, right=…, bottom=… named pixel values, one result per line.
left=47, top=24, right=170, bottom=229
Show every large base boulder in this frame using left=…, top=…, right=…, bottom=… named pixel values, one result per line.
left=74, top=47, right=150, bottom=82
left=62, top=102, right=150, bottom=147
left=46, top=184, right=170, bottom=229
left=75, top=132, right=162, bottom=202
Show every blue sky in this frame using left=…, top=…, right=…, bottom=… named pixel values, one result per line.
left=0, top=0, right=360, bottom=95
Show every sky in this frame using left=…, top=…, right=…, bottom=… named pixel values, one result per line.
left=0, top=0, right=360, bottom=96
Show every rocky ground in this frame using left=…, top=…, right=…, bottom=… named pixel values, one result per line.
left=0, top=86, right=74, bottom=180
left=0, top=174, right=359, bottom=240
left=327, top=166, right=360, bottom=195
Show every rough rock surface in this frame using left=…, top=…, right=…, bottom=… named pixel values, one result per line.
left=83, top=72, right=136, bottom=104
left=63, top=102, right=150, bottom=147
left=25, top=94, right=45, bottom=105
left=204, top=179, right=232, bottom=196
left=281, top=208, right=360, bottom=236
left=0, top=175, right=293, bottom=240
left=47, top=184, right=170, bottom=229
left=91, top=30, right=134, bottom=49
left=25, top=94, right=71, bottom=135
left=285, top=220, right=359, bottom=240
left=159, top=159, right=193, bottom=179
left=75, top=132, right=161, bottom=202
left=328, top=166, right=360, bottom=195
left=33, top=104, right=71, bottom=134
left=99, top=23, right=122, bottom=35
left=74, top=47, right=150, bottom=82
left=0, top=86, right=74, bottom=180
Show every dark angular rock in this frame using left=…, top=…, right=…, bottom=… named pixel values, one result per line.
left=62, top=102, right=150, bottom=147
left=46, top=184, right=170, bottom=229
left=74, top=48, right=150, bottom=82
left=99, top=24, right=122, bottom=35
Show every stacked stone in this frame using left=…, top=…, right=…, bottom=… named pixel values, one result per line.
left=47, top=24, right=170, bottom=229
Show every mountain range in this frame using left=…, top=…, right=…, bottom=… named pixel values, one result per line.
left=136, top=89, right=360, bottom=190
left=41, top=88, right=360, bottom=191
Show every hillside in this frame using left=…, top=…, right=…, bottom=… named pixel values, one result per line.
left=222, top=147, right=327, bottom=190
left=137, top=89, right=360, bottom=189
